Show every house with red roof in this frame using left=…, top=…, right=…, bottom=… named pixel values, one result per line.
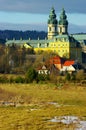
left=37, top=64, right=59, bottom=75
left=37, top=57, right=84, bottom=75
left=61, top=60, right=75, bottom=73
left=49, top=56, right=65, bottom=70
left=61, top=60, right=84, bottom=73
left=63, top=60, right=75, bottom=66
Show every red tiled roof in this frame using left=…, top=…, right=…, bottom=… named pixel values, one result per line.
left=50, top=56, right=62, bottom=64
left=64, top=60, right=74, bottom=66
left=51, top=56, right=61, bottom=60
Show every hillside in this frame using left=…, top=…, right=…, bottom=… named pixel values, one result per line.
left=0, top=30, right=47, bottom=42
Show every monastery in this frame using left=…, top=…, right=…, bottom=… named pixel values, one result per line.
left=6, top=7, right=86, bottom=63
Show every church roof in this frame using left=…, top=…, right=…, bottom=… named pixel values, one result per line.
left=5, top=34, right=81, bottom=48
left=48, top=7, right=58, bottom=24
left=59, top=8, right=68, bottom=25
left=54, top=34, right=72, bottom=42
left=72, top=34, right=86, bottom=46
left=55, top=34, right=69, bottom=38
left=5, top=39, right=54, bottom=48
left=72, top=34, right=86, bottom=41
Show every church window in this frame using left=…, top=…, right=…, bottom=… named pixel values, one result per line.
left=38, top=43, right=41, bottom=47
left=55, top=38, right=57, bottom=41
left=63, top=38, right=66, bottom=42
left=55, top=26, right=57, bottom=31
left=49, top=27, right=51, bottom=31
left=45, top=43, right=49, bottom=47
left=60, top=38, right=62, bottom=42
left=60, top=27, right=62, bottom=33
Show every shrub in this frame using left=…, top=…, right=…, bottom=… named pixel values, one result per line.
left=0, top=76, right=8, bottom=83
left=25, top=68, right=38, bottom=83
left=71, top=73, right=76, bottom=81
left=65, top=72, right=71, bottom=81
left=76, top=70, right=85, bottom=80
left=14, top=76, right=25, bottom=83
left=37, top=74, right=50, bottom=82
left=9, top=76, right=15, bottom=83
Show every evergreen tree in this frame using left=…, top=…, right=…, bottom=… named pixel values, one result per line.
left=26, top=68, right=38, bottom=83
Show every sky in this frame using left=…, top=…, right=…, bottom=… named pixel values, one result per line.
left=0, top=0, right=86, bottom=33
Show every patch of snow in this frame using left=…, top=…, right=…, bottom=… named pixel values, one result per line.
left=76, top=121, right=86, bottom=130
left=47, top=102, right=61, bottom=107
left=30, top=108, right=39, bottom=111
left=50, top=116, right=86, bottom=130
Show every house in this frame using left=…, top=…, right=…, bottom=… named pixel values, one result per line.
left=37, top=65, right=50, bottom=75
left=49, top=56, right=65, bottom=70
left=61, top=60, right=84, bottom=73
left=37, top=64, right=59, bottom=75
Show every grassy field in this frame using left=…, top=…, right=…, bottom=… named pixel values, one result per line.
left=0, top=83, right=86, bottom=130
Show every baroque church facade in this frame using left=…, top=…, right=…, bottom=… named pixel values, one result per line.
left=6, top=7, right=85, bottom=63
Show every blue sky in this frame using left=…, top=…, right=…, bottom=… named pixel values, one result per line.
left=0, top=0, right=86, bottom=33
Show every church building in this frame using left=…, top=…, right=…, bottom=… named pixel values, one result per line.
left=6, top=7, right=84, bottom=63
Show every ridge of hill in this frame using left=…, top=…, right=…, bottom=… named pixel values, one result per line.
left=0, top=30, right=47, bottom=43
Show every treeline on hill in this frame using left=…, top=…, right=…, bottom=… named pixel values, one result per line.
left=0, top=30, right=47, bottom=42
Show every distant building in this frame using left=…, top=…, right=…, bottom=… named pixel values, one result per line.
left=6, top=7, right=86, bottom=63
left=60, top=60, right=84, bottom=73
left=49, top=56, right=65, bottom=70
left=37, top=64, right=59, bottom=75
left=37, top=65, right=50, bottom=75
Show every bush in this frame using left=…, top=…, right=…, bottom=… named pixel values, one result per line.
left=25, top=68, right=38, bottom=83
left=37, top=74, right=50, bottom=82
left=76, top=70, right=85, bottom=80
left=14, top=76, right=25, bottom=83
left=71, top=73, right=76, bottom=81
left=65, top=72, right=71, bottom=81
left=0, top=76, right=8, bottom=83
left=9, top=76, right=15, bottom=83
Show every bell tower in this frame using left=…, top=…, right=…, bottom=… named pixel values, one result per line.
left=58, top=8, right=68, bottom=35
left=47, top=7, right=58, bottom=39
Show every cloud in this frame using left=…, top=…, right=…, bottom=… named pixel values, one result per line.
left=0, top=0, right=86, bottom=32
left=0, top=0, right=86, bottom=14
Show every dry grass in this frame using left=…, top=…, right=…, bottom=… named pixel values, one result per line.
left=0, top=83, right=86, bottom=129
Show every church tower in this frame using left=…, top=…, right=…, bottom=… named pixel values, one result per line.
left=47, top=7, right=58, bottom=39
left=58, top=8, right=68, bottom=35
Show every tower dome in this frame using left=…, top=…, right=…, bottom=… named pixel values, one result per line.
left=48, top=7, right=58, bottom=24
left=47, top=7, right=58, bottom=39
left=59, top=8, right=68, bottom=25
left=58, top=8, right=68, bottom=35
